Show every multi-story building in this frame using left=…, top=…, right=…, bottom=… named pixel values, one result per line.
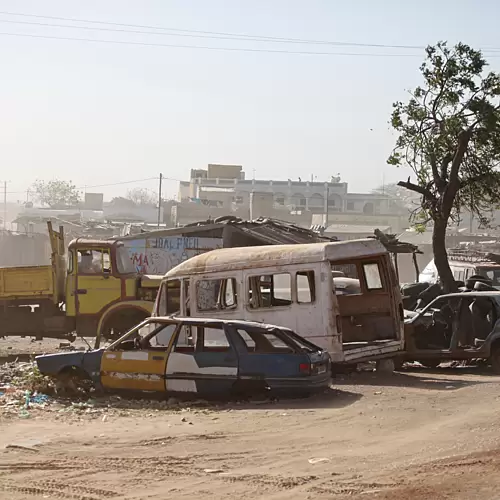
left=178, top=164, right=403, bottom=217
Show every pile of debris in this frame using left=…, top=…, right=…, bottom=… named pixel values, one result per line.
left=0, top=361, right=216, bottom=421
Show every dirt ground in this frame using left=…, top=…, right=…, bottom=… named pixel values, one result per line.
left=2, top=338, right=500, bottom=499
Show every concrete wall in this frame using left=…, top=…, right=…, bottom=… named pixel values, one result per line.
left=323, top=213, right=410, bottom=233
left=0, top=232, right=51, bottom=267
left=207, top=164, right=243, bottom=179
left=250, top=192, right=274, bottom=220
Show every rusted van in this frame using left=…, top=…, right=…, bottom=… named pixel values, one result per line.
left=154, top=240, right=404, bottom=366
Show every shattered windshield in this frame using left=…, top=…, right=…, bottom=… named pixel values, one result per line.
left=116, top=246, right=136, bottom=275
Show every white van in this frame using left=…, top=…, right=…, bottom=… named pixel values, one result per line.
left=154, top=240, right=404, bottom=366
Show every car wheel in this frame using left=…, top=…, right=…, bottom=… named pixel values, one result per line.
left=489, top=345, right=500, bottom=374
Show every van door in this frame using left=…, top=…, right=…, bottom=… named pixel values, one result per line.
left=333, top=256, right=401, bottom=348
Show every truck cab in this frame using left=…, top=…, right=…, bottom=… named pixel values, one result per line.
left=67, top=238, right=161, bottom=339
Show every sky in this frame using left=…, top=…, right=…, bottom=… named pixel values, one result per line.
left=2, top=0, right=500, bottom=203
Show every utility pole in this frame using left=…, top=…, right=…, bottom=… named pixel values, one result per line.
left=157, top=173, right=163, bottom=229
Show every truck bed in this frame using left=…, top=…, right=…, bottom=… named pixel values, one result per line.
left=0, top=265, right=55, bottom=302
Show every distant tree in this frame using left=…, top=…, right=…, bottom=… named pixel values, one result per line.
left=125, top=188, right=157, bottom=206
left=109, top=196, right=137, bottom=208
left=388, top=42, right=500, bottom=292
left=31, top=180, right=81, bottom=208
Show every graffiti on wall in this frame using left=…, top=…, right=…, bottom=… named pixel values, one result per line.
left=124, top=236, right=223, bottom=275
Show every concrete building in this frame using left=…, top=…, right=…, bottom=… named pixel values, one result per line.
left=175, top=165, right=410, bottom=229
left=178, top=165, right=400, bottom=215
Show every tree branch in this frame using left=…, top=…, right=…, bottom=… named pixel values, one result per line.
left=397, top=180, right=433, bottom=199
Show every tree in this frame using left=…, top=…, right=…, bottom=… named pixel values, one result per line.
left=31, top=180, right=81, bottom=208
left=125, top=188, right=157, bottom=206
left=388, top=42, right=500, bottom=291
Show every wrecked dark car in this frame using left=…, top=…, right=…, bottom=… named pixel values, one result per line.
left=36, top=317, right=331, bottom=397
left=402, top=289, right=500, bottom=372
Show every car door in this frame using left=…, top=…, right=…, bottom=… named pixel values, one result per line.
left=165, top=323, right=239, bottom=395
left=100, top=322, right=178, bottom=392
left=235, top=326, right=310, bottom=379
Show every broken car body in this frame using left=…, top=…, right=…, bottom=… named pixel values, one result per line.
left=36, top=317, right=331, bottom=396
left=403, top=290, right=500, bottom=371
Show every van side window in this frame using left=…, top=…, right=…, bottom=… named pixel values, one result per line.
left=297, top=271, right=315, bottom=303
left=248, top=274, right=291, bottom=309
left=196, top=278, right=237, bottom=311
left=363, top=263, right=383, bottom=290
left=166, top=279, right=181, bottom=314
left=332, top=263, right=358, bottom=279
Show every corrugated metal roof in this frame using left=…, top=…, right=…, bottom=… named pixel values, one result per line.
left=118, top=217, right=332, bottom=245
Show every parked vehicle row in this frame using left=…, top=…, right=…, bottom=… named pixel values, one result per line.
left=36, top=238, right=406, bottom=397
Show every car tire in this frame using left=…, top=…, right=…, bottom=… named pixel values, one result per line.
left=489, top=345, right=500, bottom=374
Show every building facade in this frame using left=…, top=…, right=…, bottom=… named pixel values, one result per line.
left=178, top=165, right=403, bottom=217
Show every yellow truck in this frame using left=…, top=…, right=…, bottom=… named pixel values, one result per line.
left=0, top=223, right=161, bottom=341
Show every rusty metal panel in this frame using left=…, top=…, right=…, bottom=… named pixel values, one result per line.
left=101, top=351, right=168, bottom=391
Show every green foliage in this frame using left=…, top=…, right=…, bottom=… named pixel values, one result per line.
left=388, top=41, right=500, bottom=224
left=32, top=179, right=81, bottom=208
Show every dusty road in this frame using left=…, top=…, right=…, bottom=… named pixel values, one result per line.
left=1, top=366, right=500, bottom=499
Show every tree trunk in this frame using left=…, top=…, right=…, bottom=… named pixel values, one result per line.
left=432, top=217, right=456, bottom=293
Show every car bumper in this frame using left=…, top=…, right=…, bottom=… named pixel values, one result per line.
left=265, top=374, right=331, bottom=392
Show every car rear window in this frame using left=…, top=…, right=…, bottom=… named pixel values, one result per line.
left=236, top=328, right=295, bottom=353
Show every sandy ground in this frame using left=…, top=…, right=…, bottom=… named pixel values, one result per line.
left=1, top=361, right=500, bottom=500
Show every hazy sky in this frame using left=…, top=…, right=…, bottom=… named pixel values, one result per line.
left=2, top=0, right=500, bottom=202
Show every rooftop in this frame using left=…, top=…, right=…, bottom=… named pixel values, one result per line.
left=165, top=238, right=386, bottom=277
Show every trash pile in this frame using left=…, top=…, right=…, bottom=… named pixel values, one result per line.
left=0, top=361, right=216, bottom=421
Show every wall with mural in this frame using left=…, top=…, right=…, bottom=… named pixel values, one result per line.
left=124, top=236, right=223, bottom=275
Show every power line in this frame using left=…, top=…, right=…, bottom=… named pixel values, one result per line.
left=0, top=31, right=428, bottom=57
left=5, top=175, right=184, bottom=196
left=0, top=10, right=429, bottom=49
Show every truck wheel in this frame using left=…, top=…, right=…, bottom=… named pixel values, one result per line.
left=489, top=345, right=500, bottom=374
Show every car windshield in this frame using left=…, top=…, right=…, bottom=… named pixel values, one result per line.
left=116, top=246, right=137, bottom=274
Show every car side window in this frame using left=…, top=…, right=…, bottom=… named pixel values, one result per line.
left=236, top=328, right=294, bottom=353
left=173, top=325, right=196, bottom=353
left=198, top=326, right=231, bottom=352
left=150, top=324, right=177, bottom=347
